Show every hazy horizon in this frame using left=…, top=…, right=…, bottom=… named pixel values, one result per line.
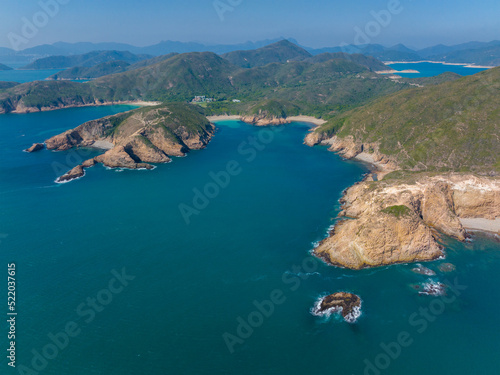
left=2, top=36, right=500, bottom=53
left=1, top=0, right=499, bottom=51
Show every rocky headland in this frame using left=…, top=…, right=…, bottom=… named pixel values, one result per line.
left=312, top=171, right=499, bottom=269
left=29, top=103, right=215, bottom=182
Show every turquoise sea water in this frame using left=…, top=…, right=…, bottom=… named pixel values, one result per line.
left=0, top=107, right=499, bottom=374
left=386, top=62, right=488, bottom=77
left=0, top=69, right=63, bottom=83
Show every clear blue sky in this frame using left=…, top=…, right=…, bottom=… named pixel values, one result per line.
left=1, top=0, right=499, bottom=49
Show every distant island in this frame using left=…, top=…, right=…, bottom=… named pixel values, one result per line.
left=2, top=38, right=500, bottom=67
left=7, top=40, right=499, bottom=269
left=0, top=63, right=12, bottom=71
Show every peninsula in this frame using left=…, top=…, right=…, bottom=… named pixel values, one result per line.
left=9, top=41, right=499, bottom=269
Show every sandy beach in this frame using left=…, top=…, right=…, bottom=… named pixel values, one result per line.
left=353, top=152, right=395, bottom=179
left=91, top=140, right=114, bottom=150
left=206, top=115, right=242, bottom=121
left=460, top=218, right=500, bottom=233
left=286, top=116, right=326, bottom=126
left=122, top=100, right=161, bottom=107
left=207, top=115, right=326, bottom=126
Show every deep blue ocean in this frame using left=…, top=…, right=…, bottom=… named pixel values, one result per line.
left=0, top=105, right=499, bottom=374
left=0, top=69, right=63, bottom=83
left=386, top=62, right=488, bottom=77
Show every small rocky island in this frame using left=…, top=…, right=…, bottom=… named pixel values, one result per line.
left=25, top=143, right=44, bottom=153
left=27, top=103, right=215, bottom=182
left=312, top=292, right=362, bottom=323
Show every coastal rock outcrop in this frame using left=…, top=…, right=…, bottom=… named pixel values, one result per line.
left=305, top=133, right=399, bottom=176
left=241, top=115, right=290, bottom=126
left=314, top=174, right=500, bottom=269
left=56, top=165, right=85, bottom=183
left=304, top=131, right=330, bottom=147
left=25, top=143, right=44, bottom=153
left=312, top=292, right=362, bottom=323
left=37, top=103, right=216, bottom=182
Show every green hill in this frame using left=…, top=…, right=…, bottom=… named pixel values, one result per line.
left=431, top=45, right=500, bottom=66
left=0, top=50, right=412, bottom=115
left=126, top=53, right=178, bottom=70
left=49, top=60, right=131, bottom=80
left=314, top=66, right=500, bottom=172
left=306, top=52, right=387, bottom=71
left=93, top=51, right=238, bottom=102
left=48, top=53, right=181, bottom=80
left=0, top=82, right=18, bottom=90
left=22, top=50, right=152, bottom=69
left=221, top=40, right=312, bottom=68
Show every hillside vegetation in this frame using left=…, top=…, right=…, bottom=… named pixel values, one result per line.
left=22, top=50, right=152, bottom=69
left=49, top=61, right=132, bottom=80
left=48, top=53, right=180, bottom=80
left=0, top=49, right=409, bottom=115
left=314, top=66, right=500, bottom=173
left=222, top=40, right=312, bottom=68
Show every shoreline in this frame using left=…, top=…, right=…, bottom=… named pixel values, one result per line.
left=460, top=218, right=500, bottom=234
left=207, top=115, right=326, bottom=126
left=352, top=152, right=396, bottom=180
left=8, top=100, right=161, bottom=114
left=376, top=69, right=420, bottom=74
left=383, top=60, right=495, bottom=69
left=303, top=128, right=499, bottom=268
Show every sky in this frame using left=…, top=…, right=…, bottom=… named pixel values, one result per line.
left=0, top=0, right=499, bottom=50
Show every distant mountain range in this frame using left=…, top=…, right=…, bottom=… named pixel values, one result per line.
left=44, top=41, right=388, bottom=81
left=1, top=38, right=499, bottom=67
left=307, top=40, right=500, bottom=65
left=0, top=63, right=13, bottom=71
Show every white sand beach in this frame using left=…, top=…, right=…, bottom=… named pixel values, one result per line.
left=207, top=115, right=242, bottom=121
left=286, top=116, right=326, bottom=126
left=207, top=115, right=326, bottom=126
left=460, top=218, right=500, bottom=233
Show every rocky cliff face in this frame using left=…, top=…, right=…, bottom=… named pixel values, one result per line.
left=314, top=174, right=500, bottom=269
left=241, top=115, right=290, bottom=126
left=305, top=133, right=399, bottom=174
left=39, top=104, right=216, bottom=182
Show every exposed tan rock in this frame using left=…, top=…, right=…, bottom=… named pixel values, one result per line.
left=314, top=174, right=500, bottom=269
left=35, top=104, right=215, bottom=182
left=25, top=143, right=44, bottom=152
left=315, top=208, right=443, bottom=269
left=304, top=131, right=329, bottom=146
left=81, top=158, right=97, bottom=168
left=94, top=146, right=153, bottom=170
left=241, top=115, right=289, bottom=126
left=123, top=136, right=170, bottom=164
